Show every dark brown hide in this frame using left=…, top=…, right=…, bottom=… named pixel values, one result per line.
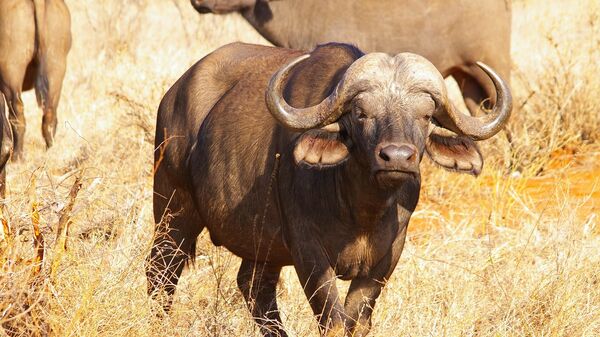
left=0, top=0, right=71, bottom=161
left=147, top=42, right=510, bottom=336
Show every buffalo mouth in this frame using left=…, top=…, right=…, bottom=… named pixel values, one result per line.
left=374, top=169, right=418, bottom=184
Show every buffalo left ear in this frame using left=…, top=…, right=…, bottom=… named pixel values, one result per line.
left=425, top=133, right=483, bottom=176
left=293, top=129, right=350, bottom=168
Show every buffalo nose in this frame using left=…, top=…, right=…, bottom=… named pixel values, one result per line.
left=378, top=144, right=417, bottom=163
left=191, top=0, right=212, bottom=13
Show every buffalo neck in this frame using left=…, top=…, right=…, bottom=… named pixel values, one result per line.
left=333, top=156, right=420, bottom=233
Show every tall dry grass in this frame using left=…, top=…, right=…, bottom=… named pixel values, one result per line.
left=1, top=0, right=599, bottom=336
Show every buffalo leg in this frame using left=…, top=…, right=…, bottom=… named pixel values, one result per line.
left=147, top=183, right=203, bottom=312
left=37, top=56, right=66, bottom=149
left=0, top=170, right=5, bottom=201
left=3, top=89, right=26, bottom=162
left=237, top=259, right=287, bottom=337
left=40, top=99, right=58, bottom=149
left=36, top=0, right=70, bottom=149
left=0, top=93, right=3, bottom=198
left=0, top=92, right=11, bottom=199
left=0, top=92, right=5, bottom=198
left=343, top=278, right=382, bottom=337
left=344, top=224, right=407, bottom=336
left=288, top=239, right=347, bottom=336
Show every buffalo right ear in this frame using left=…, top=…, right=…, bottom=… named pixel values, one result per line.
left=293, top=129, right=350, bottom=168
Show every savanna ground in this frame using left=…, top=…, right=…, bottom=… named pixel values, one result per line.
left=1, top=0, right=599, bottom=336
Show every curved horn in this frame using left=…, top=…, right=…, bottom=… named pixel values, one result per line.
left=265, top=54, right=346, bottom=131
left=440, top=62, right=512, bottom=140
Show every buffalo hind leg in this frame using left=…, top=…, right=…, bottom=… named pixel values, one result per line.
left=0, top=92, right=11, bottom=199
left=40, top=102, right=57, bottom=149
left=237, top=259, right=287, bottom=337
left=37, top=58, right=67, bottom=149
left=146, top=187, right=203, bottom=313
left=3, top=89, right=26, bottom=162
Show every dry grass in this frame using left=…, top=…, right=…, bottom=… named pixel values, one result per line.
left=1, top=0, right=599, bottom=336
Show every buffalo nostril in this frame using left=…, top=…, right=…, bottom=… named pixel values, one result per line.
left=191, top=0, right=212, bottom=13
left=379, top=144, right=416, bottom=163
left=195, top=6, right=212, bottom=13
left=397, top=145, right=416, bottom=161
left=379, top=148, right=391, bottom=162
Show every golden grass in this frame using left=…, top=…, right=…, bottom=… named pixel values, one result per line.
left=1, top=0, right=599, bottom=335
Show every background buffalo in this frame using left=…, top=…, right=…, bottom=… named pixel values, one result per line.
left=0, top=0, right=71, bottom=160
left=190, top=0, right=512, bottom=121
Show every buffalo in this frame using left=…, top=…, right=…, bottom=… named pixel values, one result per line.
left=190, top=0, right=512, bottom=119
left=0, top=0, right=71, bottom=161
left=147, top=42, right=511, bottom=336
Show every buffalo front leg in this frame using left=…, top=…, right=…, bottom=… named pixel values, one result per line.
left=289, top=241, right=347, bottom=336
left=344, top=224, right=408, bottom=336
left=343, top=278, right=385, bottom=337
left=237, top=259, right=287, bottom=337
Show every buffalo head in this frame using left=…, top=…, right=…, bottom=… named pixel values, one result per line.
left=266, top=53, right=512, bottom=186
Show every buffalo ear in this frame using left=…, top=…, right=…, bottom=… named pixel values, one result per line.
left=293, top=129, right=350, bottom=168
left=425, top=133, right=483, bottom=176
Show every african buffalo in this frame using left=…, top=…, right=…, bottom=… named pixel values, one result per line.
left=147, top=42, right=511, bottom=336
left=190, top=0, right=512, bottom=119
left=0, top=0, right=71, bottom=160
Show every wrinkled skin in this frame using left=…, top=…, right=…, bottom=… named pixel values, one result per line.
left=148, top=42, right=509, bottom=336
left=0, top=0, right=72, bottom=161
left=191, top=0, right=511, bottom=118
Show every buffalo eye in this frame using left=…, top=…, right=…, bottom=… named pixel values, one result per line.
left=417, top=95, right=436, bottom=122
left=354, top=105, right=368, bottom=120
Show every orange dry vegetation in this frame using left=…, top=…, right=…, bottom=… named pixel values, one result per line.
left=1, top=0, right=599, bottom=336
left=413, top=145, right=600, bottom=235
